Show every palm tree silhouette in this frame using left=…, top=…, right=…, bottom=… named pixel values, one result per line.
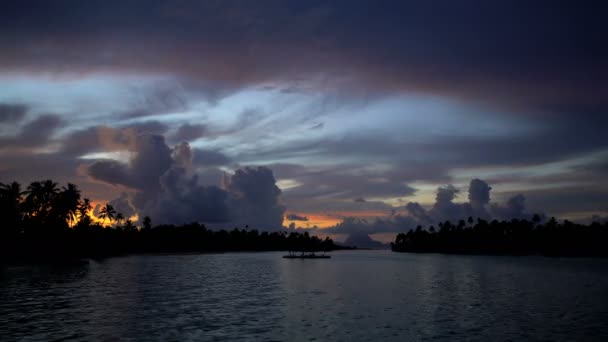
left=76, top=198, right=93, bottom=226
left=99, top=203, right=116, bottom=226
left=123, top=219, right=136, bottom=232
left=0, top=181, right=25, bottom=233
left=58, top=183, right=81, bottom=226
left=115, top=212, right=125, bottom=227
left=142, top=216, right=152, bottom=230
left=22, top=180, right=59, bottom=225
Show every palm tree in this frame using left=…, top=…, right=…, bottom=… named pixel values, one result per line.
left=0, top=181, right=24, bottom=233
left=76, top=198, right=93, bottom=227
left=78, top=198, right=92, bottom=217
left=57, top=183, right=81, bottom=226
left=115, top=213, right=125, bottom=227
left=23, top=181, right=43, bottom=217
left=123, top=219, right=136, bottom=232
left=142, top=216, right=152, bottom=230
left=99, top=203, right=116, bottom=226
left=24, top=180, right=58, bottom=219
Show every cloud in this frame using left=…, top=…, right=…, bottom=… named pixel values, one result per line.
left=1, top=1, right=605, bottom=118
left=124, top=121, right=170, bottom=136
left=192, top=149, right=232, bottom=167
left=0, top=114, right=63, bottom=149
left=109, top=192, right=136, bottom=218
left=225, top=167, right=285, bottom=229
left=1, top=1, right=606, bottom=229
left=86, top=134, right=285, bottom=229
left=170, top=123, right=206, bottom=143
left=490, top=194, right=527, bottom=220
left=405, top=202, right=432, bottom=224
left=87, top=160, right=132, bottom=187
left=427, top=185, right=468, bottom=222
left=0, top=104, right=27, bottom=123
left=286, top=213, right=308, bottom=221
left=309, top=122, right=324, bottom=130
left=115, top=83, right=187, bottom=119
left=324, top=178, right=540, bottom=236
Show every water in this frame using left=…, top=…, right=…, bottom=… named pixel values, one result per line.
left=2, top=251, right=608, bottom=341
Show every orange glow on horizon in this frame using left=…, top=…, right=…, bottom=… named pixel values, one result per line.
left=284, top=210, right=388, bottom=229
left=70, top=200, right=139, bottom=228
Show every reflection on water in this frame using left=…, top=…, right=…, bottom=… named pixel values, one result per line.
left=2, top=251, right=608, bottom=341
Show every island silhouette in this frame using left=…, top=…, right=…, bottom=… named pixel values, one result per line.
left=1, top=179, right=607, bottom=261
left=0, top=180, right=338, bottom=262
left=391, top=216, right=608, bottom=257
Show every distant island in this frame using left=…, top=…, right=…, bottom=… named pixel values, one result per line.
left=391, top=216, right=608, bottom=257
left=0, top=180, right=341, bottom=262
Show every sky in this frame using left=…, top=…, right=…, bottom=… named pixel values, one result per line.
left=0, top=1, right=607, bottom=240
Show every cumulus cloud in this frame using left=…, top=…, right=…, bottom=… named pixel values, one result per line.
left=428, top=185, right=468, bottom=223
left=86, top=134, right=285, bottom=230
left=468, top=178, right=491, bottom=218
left=192, top=148, right=231, bottom=167
left=490, top=194, right=528, bottom=220
left=325, top=178, right=539, bottom=238
left=109, top=192, right=136, bottom=219
left=225, top=167, right=285, bottom=229
left=405, top=202, right=432, bottom=224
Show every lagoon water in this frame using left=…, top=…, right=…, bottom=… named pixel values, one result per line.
left=2, top=250, right=608, bottom=341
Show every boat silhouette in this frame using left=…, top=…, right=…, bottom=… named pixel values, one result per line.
left=283, top=252, right=331, bottom=259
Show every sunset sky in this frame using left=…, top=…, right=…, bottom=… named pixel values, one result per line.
left=1, top=1, right=606, bottom=238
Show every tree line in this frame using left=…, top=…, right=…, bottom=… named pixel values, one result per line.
left=391, top=216, right=608, bottom=257
left=0, top=180, right=338, bottom=261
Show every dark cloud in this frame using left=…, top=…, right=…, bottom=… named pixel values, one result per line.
left=324, top=178, right=540, bottom=236
left=0, top=114, right=63, bottom=149
left=61, top=122, right=169, bottom=157
left=115, top=84, right=187, bottom=119
left=226, top=167, right=285, bottom=229
left=309, top=122, right=324, bottom=130
left=171, top=123, right=206, bottom=143
left=87, top=159, right=132, bottom=187
left=468, top=179, right=491, bottom=218
left=0, top=104, right=27, bottom=123
left=0, top=150, right=82, bottom=186
left=1, top=1, right=605, bottom=116
left=109, top=192, right=136, bottom=218
left=86, top=134, right=284, bottom=229
left=428, top=185, right=468, bottom=222
left=1, top=1, right=606, bottom=226
left=503, top=185, right=608, bottom=218
left=286, top=213, right=308, bottom=221
left=404, top=202, right=432, bottom=224
left=272, top=163, right=417, bottom=202
left=88, top=135, right=172, bottom=192
left=124, top=121, right=170, bottom=136
left=491, top=194, right=527, bottom=220
left=192, top=149, right=232, bottom=167
left=323, top=215, right=417, bottom=235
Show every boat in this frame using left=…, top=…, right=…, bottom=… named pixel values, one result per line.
left=282, top=253, right=331, bottom=259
